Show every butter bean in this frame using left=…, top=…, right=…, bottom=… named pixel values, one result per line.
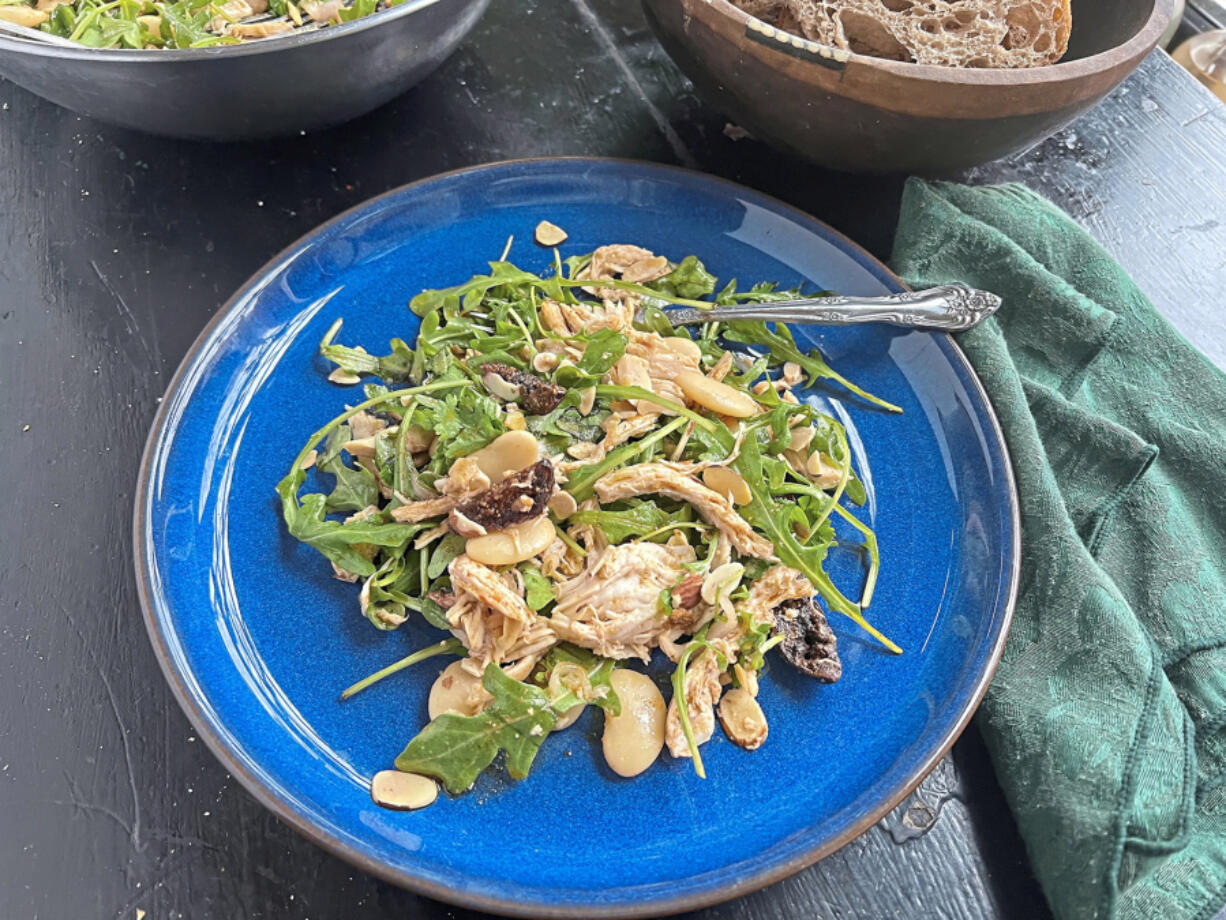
left=601, top=670, right=665, bottom=777
left=470, top=430, right=540, bottom=483
left=663, top=336, right=702, bottom=362
left=428, top=660, right=490, bottom=720
left=675, top=370, right=759, bottom=418
left=465, top=515, right=556, bottom=566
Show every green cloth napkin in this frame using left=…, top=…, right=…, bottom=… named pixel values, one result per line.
left=891, top=179, right=1226, bottom=920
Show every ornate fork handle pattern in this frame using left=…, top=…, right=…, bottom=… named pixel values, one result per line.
left=655, top=284, right=1002, bottom=331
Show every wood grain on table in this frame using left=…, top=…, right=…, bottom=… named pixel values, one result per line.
left=1, top=1, right=1224, bottom=917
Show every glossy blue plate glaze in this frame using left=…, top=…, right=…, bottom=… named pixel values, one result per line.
left=135, top=159, right=1019, bottom=917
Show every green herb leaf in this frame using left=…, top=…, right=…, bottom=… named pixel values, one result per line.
left=567, top=500, right=671, bottom=543
left=417, top=388, right=505, bottom=464
left=577, top=329, right=628, bottom=375
left=650, top=255, right=718, bottom=301
left=722, top=321, right=901, bottom=413
left=317, top=430, right=379, bottom=514
left=277, top=469, right=419, bottom=576
left=426, top=533, right=466, bottom=580
left=521, top=564, right=556, bottom=611
left=732, top=433, right=899, bottom=653
left=394, top=664, right=557, bottom=793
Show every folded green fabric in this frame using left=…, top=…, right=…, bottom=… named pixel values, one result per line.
left=891, top=179, right=1226, bottom=920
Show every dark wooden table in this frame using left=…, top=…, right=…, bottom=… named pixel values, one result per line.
left=2, top=0, right=1225, bottom=916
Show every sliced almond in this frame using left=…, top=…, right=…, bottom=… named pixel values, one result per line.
left=370, top=770, right=438, bottom=811
left=577, top=386, right=596, bottom=416
left=547, top=491, right=578, bottom=520
left=534, top=221, right=568, bottom=247
left=702, top=466, right=752, bottom=506
left=807, top=452, right=842, bottom=489
left=328, top=367, right=362, bottom=385
left=718, top=688, right=768, bottom=751
left=532, top=351, right=560, bottom=373
left=343, top=436, right=377, bottom=459
left=299, top=449, right=318, bottom=471
left=788, top=426, right=815, bottom=453
left=621, top=255, right=670, bottom=283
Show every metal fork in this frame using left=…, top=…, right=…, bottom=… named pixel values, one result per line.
left=643, top=284, right=1002, bottom=331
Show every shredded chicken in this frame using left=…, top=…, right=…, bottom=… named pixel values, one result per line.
left=550, top=539, right=696, bottom=661
left=388, top=455, right=493, bottom=523
left=539, top=297, right=635, bottom=336
left=577, top=244, right=671, bottom=302
left=390, top=496, right=455, bottom=523
left=539, top=535, right=584, bottom=580
left=601, top=412, right=656, bottom=450
left=666, top=646, right=725, bottom=756
left=448, top=593, right=556, bottom=678
left=626, top=330, right=701, bottom=381
left=594, top=463, right=774, bottom=559
left=665, top=565, right=814, bottom=757
left=449, top=554, right=534, bottom=624
left=444, top=555, right=558, bottom=676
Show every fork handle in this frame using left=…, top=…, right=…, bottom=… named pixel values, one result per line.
left=659, top=284, right=1001, bottom=331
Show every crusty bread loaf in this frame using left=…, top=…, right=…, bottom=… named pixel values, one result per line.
left=733, top=0, right=1072, bottom=67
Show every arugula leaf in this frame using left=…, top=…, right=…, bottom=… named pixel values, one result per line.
left=577, top=329, right=627, bottom=375
left=521, top=564, right=556, bottom=611
left=722, top=321, right=901, bottom=413
left=319, top=320, right=416, bottom=381
left=317, top=428, right=378, bottom=513
left=395, top=664, right=558, bottom=793
left=337, top=0, right=375, bottom=21
left=426, top=533, right=466, bottom=580
left=277, top=470, right=420, bottom=576
left=635, top=303, right=677, bottom=337
left=649, top=255, right=718, bottom=301
left=568, top=500, right=671, bottom=543
left=732, top=433, right=900, bottom=653
left=410, top=261, right=543, bottom=317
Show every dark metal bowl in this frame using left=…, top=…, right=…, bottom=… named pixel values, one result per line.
left=0, top=0, right=488, bottom=140
left=642, top=0, right=1174, bottom=174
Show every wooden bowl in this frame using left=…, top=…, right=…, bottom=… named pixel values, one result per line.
left=642, top=0, right=1174, bottom=173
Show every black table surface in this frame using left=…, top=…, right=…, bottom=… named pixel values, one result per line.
left=3, top=1, right=1225, bottom=917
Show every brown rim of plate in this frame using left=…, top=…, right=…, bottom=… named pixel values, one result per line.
left=132, top=156, right=1022, bottom=919
left=699, top=0, right=1173, bottom=86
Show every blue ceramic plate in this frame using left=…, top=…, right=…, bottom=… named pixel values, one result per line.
left=135, top=159, right=1019, bottom=917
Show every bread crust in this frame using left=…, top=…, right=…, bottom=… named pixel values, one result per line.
left=731, top=0, right=1072, bottom=68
